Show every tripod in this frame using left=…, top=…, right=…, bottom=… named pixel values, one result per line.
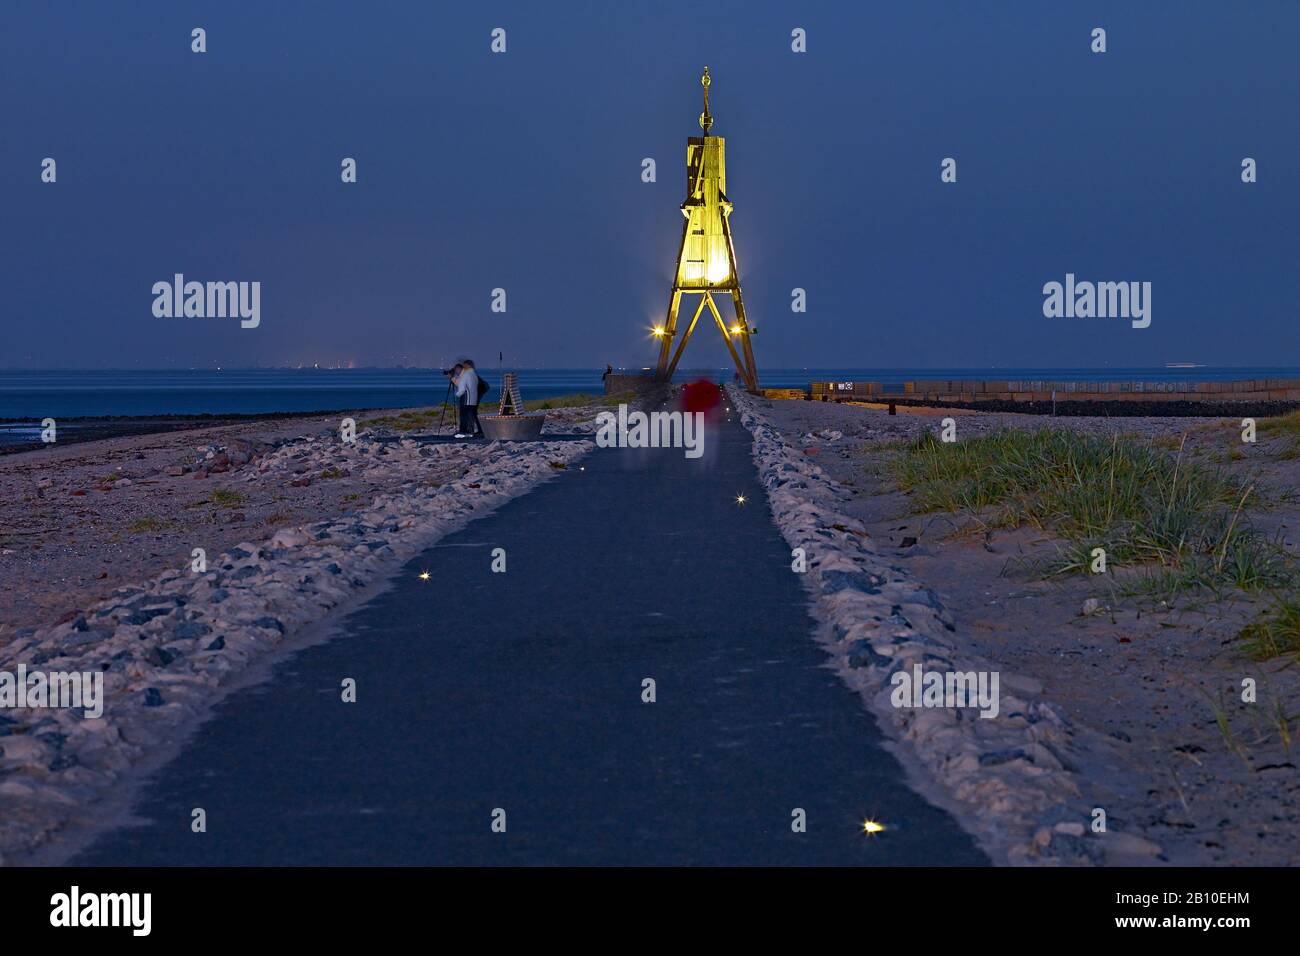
left=436, top=377, right=456, bottom=435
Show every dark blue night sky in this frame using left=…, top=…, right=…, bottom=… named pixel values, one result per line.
left=3, top=1, right=1297, bottom=370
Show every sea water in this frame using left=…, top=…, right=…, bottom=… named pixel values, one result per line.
left=4, top=366, right=1300, bottom=447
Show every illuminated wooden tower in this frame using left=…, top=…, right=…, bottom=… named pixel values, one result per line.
left=654, top=67, right=759, bottom=391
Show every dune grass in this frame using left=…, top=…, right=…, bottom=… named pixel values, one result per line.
left=209, top=488, right=248, bottom=508
left=891, top=428, right=1289, bottom=592
left=128, top=515, right=170, bottom=533
left=524, top=391, right=634, bottom=411
left=1260, top=410, right=1300, bottom=437
left=365, top=393, right=627, bottom=432
left=363, top=407, right=454, bottom=432
left=1259, top=410, right=1300, bottom=459
left=1240, top=595, right=1300, bottom=660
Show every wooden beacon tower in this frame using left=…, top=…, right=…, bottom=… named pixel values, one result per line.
left=653, top=67, right=759, bottom=392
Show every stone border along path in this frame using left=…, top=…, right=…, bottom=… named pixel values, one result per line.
left=728, top=387, right=1163, bottom=866
left=0, top=431, right=592, bottom=864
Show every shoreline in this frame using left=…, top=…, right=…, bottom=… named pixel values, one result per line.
left=0, top=388, right=620, bottom=453
left=0, top=409, right=380, bottom=454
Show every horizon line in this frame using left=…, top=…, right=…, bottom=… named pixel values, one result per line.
left=5, top=364, right=1300, bottom=374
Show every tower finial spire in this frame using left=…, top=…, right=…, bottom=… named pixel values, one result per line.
left=699, top=66, right=713, bottom=134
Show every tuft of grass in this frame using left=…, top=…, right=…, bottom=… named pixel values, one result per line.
left=1271, top=698, right=1294, bottom=755
left=128, top=515, right=170, bottom=533
left=263, top=509, right=295, bottom=526
left=1196, top=686, right=1251, bottom=766
left=209, top=488, right=248, bottom=508
left=892, top=428, right=1289, bottom=590
left=319, top=467, right=345, bottom=480
left=1240, top=595, right=1300, bottom=660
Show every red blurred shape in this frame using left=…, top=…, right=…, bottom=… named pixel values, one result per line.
left=681, top=379, right=722, bottom=415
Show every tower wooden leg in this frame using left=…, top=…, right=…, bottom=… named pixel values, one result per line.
left=666, top=293, right=708, bottom=381
left=729, top=290, right=759, bottom=392
left=655, top=289, right=683, bottom=380
left=705, top=293, right=748, bottom=386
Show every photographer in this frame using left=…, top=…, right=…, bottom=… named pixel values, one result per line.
left=455, top=360, right=481, bottom=439
left=441, top=363, right=466, bottom=436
